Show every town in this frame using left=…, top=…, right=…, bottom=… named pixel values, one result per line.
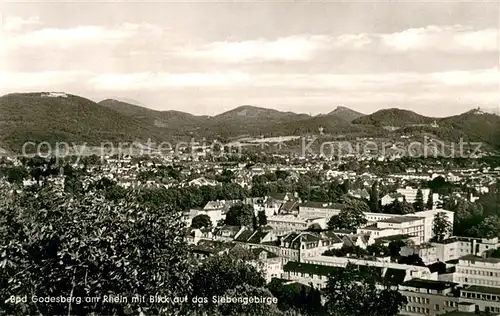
left=2, top=149, right=500, bottom=316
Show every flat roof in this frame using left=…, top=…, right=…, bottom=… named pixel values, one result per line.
left=402, top=279, right=457, bottom=291
left=379, top=216, right=424, bottom=224
left=459, top=255, right=500, bottom=264
left=462, top=285, right=500, bottom=296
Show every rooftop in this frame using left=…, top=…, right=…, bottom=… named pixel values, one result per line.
left=459, top=255, right=500, bottom=264
left=462, top=285, right=500, bottom=295
left=402, top=279, right=457, bottom=291
left=379, top=216, right=424, bottom=224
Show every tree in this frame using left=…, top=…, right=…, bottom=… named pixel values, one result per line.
left=398, top=254, right=425, bottom=266
left=307, top=223, right=322, bottom=232
left=328, top=199, right=368, bottom=230
left=384, top=199, right=414, bottom=215
left=433, top=212, right=452, bottom=242
left=191, top=214, right=212, bottom=229
left=5, top=166, right=28, bottom=185
left=414, top=189, right=424, bottom=212
left=225, top=204, right=255, bottom=227
left=366, top=244, right=390, bottom=257
left=217, top=284, right=280, bottom=316
left=324, top=263, right=406, bottom=316
left=426, top=192, right=434, bottom=210
left=388, top=240, right=407, bottom=257
left=267, top=280, right=322, bottom=315
left=369, top=181, right=380, bottom=212
left=258, top=210, right=268, bottom=227
left=190, top=255, right=266, bottom=312
left=0, top=185, right=193, bottom=315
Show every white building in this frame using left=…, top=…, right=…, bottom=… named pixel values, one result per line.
left=288, top=255, right=436, bottom=288
left=396, top=187, right=432, bottom=204
left=267, top=214, right=327, bottom=235
left=298, top=202, right=342, bottom=219
left=455, top=255, right=500, bottom=288
left=186, top=208, right=224, bottom=227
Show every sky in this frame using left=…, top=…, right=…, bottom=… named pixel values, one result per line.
left=1, top=1, right=499, bottom=116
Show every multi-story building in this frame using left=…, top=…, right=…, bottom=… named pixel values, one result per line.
left=399, top=279, right=460, bottom=316
left=267, top=214, right=327, bottom=234
left=235, top=230, right=344, bottom=263
left=454, top=255, right=500, bottom=288
left=249, top=248, right=283, bottom=282
left=283, top=256, right=435, bottom=289
left=421, top=237, right=500, bottom=264
left=459, top=285, right=500, bottom=313
left=396, top=187, right=432, bottom=204
left=298, top=202, right=342, bottom=219
left=302, top=255, right=435, bottom=281
left=376, top=216, right=427, bottom=244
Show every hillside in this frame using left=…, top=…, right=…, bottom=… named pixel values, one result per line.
left=98, top=99, right=205, bottom=129
left=326, top=106, right=364, bottom=122
left=0, top=93, right=167, bottom=151
left=213, top=105, right=303, bottom=120
left=353, top=108, right=435, bottom=127
left=3, top=93, right=499, bottom=151
left=198, top=105, right=310, bottom=138
left=438, top=109, right=500, bottom=146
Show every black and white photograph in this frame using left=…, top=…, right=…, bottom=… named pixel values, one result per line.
left=1, top=1, right=500, bottom=315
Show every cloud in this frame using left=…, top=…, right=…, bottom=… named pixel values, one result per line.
left=1, top=22, right=163, bottom=50
left=379, top=25, right=498, bottom=52
left=2, top=68, right=497, bottom=92
left=2, top=16, right=41, bottom=32
left=176, top=25, right=497, bottom=63
left=177, top=35, right=331, bottom=62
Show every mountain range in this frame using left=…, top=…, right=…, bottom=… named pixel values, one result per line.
left=1, top=92, right=499, bottom=152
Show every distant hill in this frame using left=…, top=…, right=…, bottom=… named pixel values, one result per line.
left=199, top=105, right=311, bottom=138
left=213, top=105, right=303, bottom=120
left=438, top=109, right=500, bottom=146
left=353, top=108, right=435, bottom=127
left=0, top=93, right=167, bottom=151
left=326, top=106, right=364, bottom=122
left=99, top=99, right=205, bottom=130
left=3, top=93, right=500, bottom=152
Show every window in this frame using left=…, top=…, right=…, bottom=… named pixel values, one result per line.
left=434, top=304, right=440, bottom=311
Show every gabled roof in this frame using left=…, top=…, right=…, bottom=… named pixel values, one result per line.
left=251, top=247, right=279, bottom=259
left=247, top=230, right=270, bottom=244
left=320, top=231, right=344, bottom=243
left=280, top=200, right=299, bottom=213
left=234, top=229, right=254, bottom=242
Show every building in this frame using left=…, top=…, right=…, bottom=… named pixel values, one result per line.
left=267, top=214, right=327, bottom=234
left=302, top=255, right=436, bottom=281
left=249, top=248, right=283, bottom=282
left=188, top=177, right=218, bottom=187
left=186, top=208, right=224, bottom=227
left=459, top=285, right=500, bottom=313
left=381, top=193, right=405, bottom=206
left=376, top=216, right=427, bottom=244
left=284, top=256, right=435, bottom=289
left=396, top=187, right=432, bottom=204
left=41, top=92, right=68, bottom=98
left=454, top=255, right=500, bottom=288
left=399, top=279, right=460, bottom=316
left=236, top=231, right=343, bottom=263
left=298, top=202, right=342, bottom=219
